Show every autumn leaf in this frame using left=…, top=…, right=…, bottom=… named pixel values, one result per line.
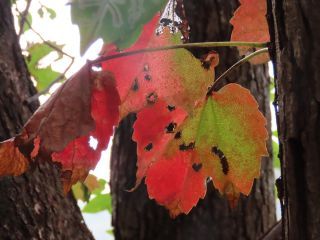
left=140, top=84, right=267, bottom=215
left=133, top=99, right=187, bottom=186
left=0, top=65, right=120, bottom=191
left=230, top=0, right=270, bottom=64
left=101, top=14, right=217, bottom=117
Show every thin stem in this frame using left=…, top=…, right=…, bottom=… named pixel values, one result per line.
left=23, top=18, right=74, bottom=60
left=90, top=41, right=269, bottom=66
left=207, top=47, right=269, bottom=95
left=18, top=0, right=32, bottom=38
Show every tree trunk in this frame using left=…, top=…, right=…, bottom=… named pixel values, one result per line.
left=110, top=1, right=276, bottom=240
left=0, top=1, right=93, bottom=239
left=268, top=0, right=320, bottom=239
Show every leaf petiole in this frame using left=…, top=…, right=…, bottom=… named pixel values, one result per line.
left=207, top=47, right=269, bottom=95
left=89, top=41, right=269, bottom=66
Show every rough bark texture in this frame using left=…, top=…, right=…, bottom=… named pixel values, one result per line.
left=0, top=1, right=94, bottom=239
left=110, top=1, right=276, bottom=240
left=268, top=0, right=320, bottom=239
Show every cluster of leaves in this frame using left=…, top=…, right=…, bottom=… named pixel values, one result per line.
left=72, top=174, right=112, bottom=214
left=0, top=0, right=270, bottom=216
left=13, top=1, right=68, bottom=92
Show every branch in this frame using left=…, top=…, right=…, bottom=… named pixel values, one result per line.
left=259, top=220, right=282, bottom=240
left=18, top=0, right=32, bottom=38
left=23, top=18, right=74, bottom=60
left=90, top=41, right=269, bottom=66
left=26, top=58, right=74, bottom=103
left=206, top=47, right=269, bottom=95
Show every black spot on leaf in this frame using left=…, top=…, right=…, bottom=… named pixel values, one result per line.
left=166, top=122, right=177, bottom=133
left=131, top=78, right=139, bottom=91
left=179, top=142, right=195, bottom=151
left=146, top=92, right=158, bottom=104
left=144, top=143, right=153, bottom=151
left=145, top=74, right=152, bottom=81
left=174, top=131, right=181, bottom=139
left=167, top=105, right=176, bottom=111
left=211, top=146, right=229, bottom=175
left=192, top=163, right=202, bottom=172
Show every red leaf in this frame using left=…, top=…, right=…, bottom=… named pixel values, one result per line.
left=133, top=99, right=187, bottom=185
left=230, top=0, right=269, bottom=64
left=101, top=14, right=216, bottom=117
left=146, top=151, right=206, bottom=217
left=0, top=65, right=120, bottom=191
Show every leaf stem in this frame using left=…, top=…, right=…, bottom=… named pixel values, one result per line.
left=90, top=41, right=269, bottom=66
left=207, top=47, right=269, bottom=95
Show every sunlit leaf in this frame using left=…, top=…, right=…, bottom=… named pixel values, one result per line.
left=82, top=194, right=112, bottom=213
left=71, top=0, right=167, bottom=54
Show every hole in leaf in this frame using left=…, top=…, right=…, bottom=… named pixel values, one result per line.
left=179, top=142, right=195, bottom=151
left=131, top=78, right=139, bottom=91
left=89, top=136, right=98, bottom=150
left=166, top=122, right=177, bottom=133
left=192, top=163, right=202, bottom=172
left=201, top=61, right=211, bottom=70
left=146, top=92, right=158, bottom=104
left=167, top=105, right=176, bottom=111
left=144, top=143, right=153, bottom=151
left=144, top=74, right=152, bottom=81
left=174, top=131, right=181, bottom=139
left=143, top=64, right=149, bottom=72
left=211, top=146, right=229, bottom=175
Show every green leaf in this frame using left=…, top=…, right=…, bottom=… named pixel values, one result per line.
left=82, top=194, right=112, bottom=213
left=70, top=0, right=167, bottom=54
left=46, top=7, right=57, bottom=19
left=26, top=43, right=61, bottom=91
left=19, top=13, right=32, bottom=33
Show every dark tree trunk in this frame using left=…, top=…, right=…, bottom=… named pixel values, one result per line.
left=110, top=1, right=276, bottom=240
left=268, top=0, right=320, bottom=239
left=0, top=1, right=93, bottom=239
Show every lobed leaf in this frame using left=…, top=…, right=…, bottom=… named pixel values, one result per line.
left=230, top=0, right=270, bottom=64
left=71, top=0, right=167, bottom=54
left=138, top=84, right=268, bottom=215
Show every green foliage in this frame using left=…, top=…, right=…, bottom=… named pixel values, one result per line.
left=26, top=43, right=61, bottom=91
left=82, top=194, right=112, bottom=213
left=70, top=0, right=167, bottom=54
left=38, top=6, right=57, bottom=19
left=18, top=13, right=32, bottom=33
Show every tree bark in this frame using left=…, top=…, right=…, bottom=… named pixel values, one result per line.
left=110, top=1, right=276, bottom=240
left=268, top=0, right=320, bottom=239
left=0, top=1, right=93, bottom=239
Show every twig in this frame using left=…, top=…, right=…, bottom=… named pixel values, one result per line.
left=259, top=220, right=282, bottom=240
left=26, top=58, right=74, bottom=103
left=90, top=41, right=269, bottom=66
left=23, top=18, right=74, bottom=60
left=18, top=0, right=32, bottom=38
left=206, top=47, right=269, bottom=95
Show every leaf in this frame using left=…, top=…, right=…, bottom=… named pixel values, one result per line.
left=26, top=43, right=61, bottom=91
left=71, top=0, right=167, bottom=54
left=102, top=15, right=217, bottom=118
left=133, top=100, right=187, bottom=186
left=140, top=84, right=267, bottom=215
left=82, top=194, right=112, bottom=213
left=0, top=139, right=29, bottom=176
left=0, top=65, right=120, bottom=191
left=230, top=0, right=270, bottom=64
left=146, top=151, right=206, bottom=217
